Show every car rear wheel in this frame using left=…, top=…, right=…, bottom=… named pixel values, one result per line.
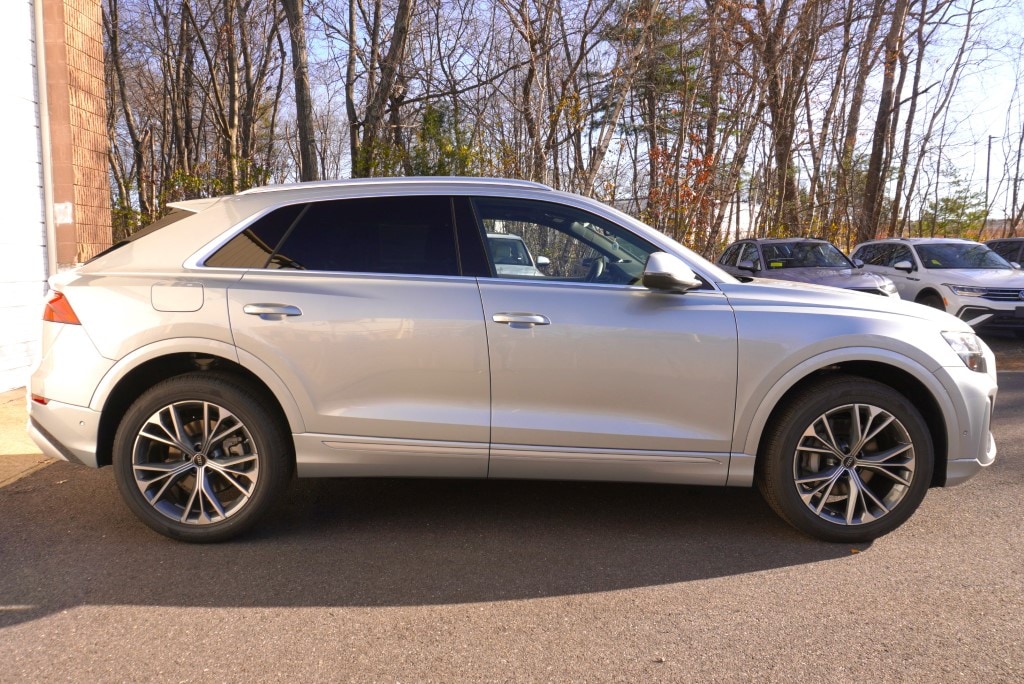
left=113, top=373, right=293, bottom=542
left=757, top=375, right=933, bottom=543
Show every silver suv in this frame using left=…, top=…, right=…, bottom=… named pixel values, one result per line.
left=28, top=178, right=998, bottom=543
left=851, top=237, right=1024, bottom=333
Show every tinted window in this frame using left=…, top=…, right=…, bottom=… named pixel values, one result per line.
left=762, top=241, right=851, bottom=269
left=472, top=197, right=657, bottom=285
left=211, top=196, right=459, bottom=275
left=852, top=243, right=882, bottom=265
left=719, top=243, right=742, bottom=267
left=889, top=245, right=913, bottom=267
left=915, top=243, right=1011, bottom=270
left=988, top=240, right=1022, bottom=262
left=739, top=243, right=762, bottom=270
left=205, top=204, right=304, bottom=268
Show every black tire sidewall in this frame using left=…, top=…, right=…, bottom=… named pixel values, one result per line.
left=112, top=373, right=292, bottom=542
left=758, top=377, right=934, bottom=543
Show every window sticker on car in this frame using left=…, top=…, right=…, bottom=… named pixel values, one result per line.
left=770, top=261, right=783, bottom=268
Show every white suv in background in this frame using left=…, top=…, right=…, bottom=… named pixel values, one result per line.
left=851, top=237, right=1024, bottom=334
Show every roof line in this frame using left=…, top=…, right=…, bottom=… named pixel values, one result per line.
left=238, top=176, right=554, bottom=195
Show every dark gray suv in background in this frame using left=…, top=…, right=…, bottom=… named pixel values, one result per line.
left=985, top=237, right=1024, bottom=266
left=718, top=238, right=899, bottom=298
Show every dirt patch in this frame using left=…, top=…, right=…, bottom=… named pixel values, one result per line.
left=981, top=332, right=1024, bottom=371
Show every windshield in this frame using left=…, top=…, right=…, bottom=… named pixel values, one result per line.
left=761, top=241, right=852, bottom=269
left=915, top=243, right=1011, bottom=270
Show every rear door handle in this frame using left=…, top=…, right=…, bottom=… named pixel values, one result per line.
left=492, top=312, right=551, bottom=329
left=243, top=303, right=303, bottom=320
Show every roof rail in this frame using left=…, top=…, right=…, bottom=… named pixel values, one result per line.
left=238, top=176, right=554, bottom=195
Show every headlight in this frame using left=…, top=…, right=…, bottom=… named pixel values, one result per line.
left=941, top=331, right=987, bottom=373
left=881, top=281, right=898, bottom=294
left=945, top=284, right=987, bottom=297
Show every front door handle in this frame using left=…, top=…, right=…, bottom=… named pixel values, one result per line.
left=243, top=303, right=303, bottom=320
left=492, top=312, right=551, bottom=329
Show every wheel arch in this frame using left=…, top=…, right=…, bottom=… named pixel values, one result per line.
left=915, top=288, right=944, bottom=305
left=731, top=351, right=954, bottom=489
left=91, top=340, right=303, bottom=468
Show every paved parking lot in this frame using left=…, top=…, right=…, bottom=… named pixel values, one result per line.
left=1, top=368, right=1021, bottom=682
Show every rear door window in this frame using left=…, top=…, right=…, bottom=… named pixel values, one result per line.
left=207, top=196, right=460, bottom=276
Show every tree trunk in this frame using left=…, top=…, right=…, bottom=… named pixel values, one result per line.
left=860, top=0, right=910, bottom=243
left=282, top=0, right=319, bottom=181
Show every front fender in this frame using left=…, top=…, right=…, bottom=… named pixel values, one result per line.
left=727, top=347, right=958, bottom=487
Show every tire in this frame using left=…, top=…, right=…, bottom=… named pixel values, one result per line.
left=113, top=372, right=293, bottom=542
left=917, top=293, right=945, bottom=311
left=756, top=375, right=933, bottom=543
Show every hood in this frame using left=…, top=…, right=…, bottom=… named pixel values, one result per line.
left=761, top=267, right=891, bottom=290
left=721, top=277, right=967, bottom=330
left=495, top=264, right=545, bottom=277
left=927, top=268, right=1024, bottom=288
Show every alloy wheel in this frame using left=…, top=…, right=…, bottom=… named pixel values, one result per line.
left=792, top=402, right=916, bottom=526
left=131, top=400, right=260, bottom=525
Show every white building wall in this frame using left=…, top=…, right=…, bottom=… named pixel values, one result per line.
left=0, top=0, right=48, bottom=392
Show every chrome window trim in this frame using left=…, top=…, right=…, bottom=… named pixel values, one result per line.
left=184, top=185, right=726, bottom=291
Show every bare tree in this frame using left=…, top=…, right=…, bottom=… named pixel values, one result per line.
left=282, top=0, right=319, bottom=181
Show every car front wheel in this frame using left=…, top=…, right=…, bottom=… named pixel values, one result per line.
left=757, top=375, right=933, bottom=543
left=113, top=372, right=293, bottom=542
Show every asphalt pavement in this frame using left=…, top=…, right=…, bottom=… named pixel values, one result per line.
left=1, top=371, right=1022, bottom=682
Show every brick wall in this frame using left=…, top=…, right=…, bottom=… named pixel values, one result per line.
left=43, top=0, right=111, bottom=267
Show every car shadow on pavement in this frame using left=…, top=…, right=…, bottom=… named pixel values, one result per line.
left=0, top=466, right=854, bottom=628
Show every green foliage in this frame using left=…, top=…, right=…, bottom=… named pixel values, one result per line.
left=110, top=159, right=273, bottom=240
left=110, top=200, right=147, bottom=244
left=161, top=167, right=224, bottom=204
left=353, top=138, right=406, bottom=178
left=407, top=104, right=477, bottom=176
left=916, top=176, right=986, bottom=238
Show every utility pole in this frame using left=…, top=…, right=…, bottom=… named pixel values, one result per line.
left=984, top=135, right=995, bottom=240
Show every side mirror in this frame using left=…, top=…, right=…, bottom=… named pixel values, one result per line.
left=536, top=255, right=550, bottom=267
left=737, top=259, right=759, bottom=273
left=1011, top=261, right=1021, bottom=270
left=893, top=260, right=914, bottom=273
left=642, top=252, right=702, bottom=293
left=852, top=258, right=865, bottom=268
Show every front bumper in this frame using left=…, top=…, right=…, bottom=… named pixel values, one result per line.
left=936, top=344, right=998, bottom=486
left=956, top=304, right=1024, bottom=330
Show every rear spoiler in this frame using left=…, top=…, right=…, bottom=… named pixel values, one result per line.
left=166, top=197, right=223, bottom=213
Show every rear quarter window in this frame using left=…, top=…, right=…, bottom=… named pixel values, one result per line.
left=204, top=204, right=304, bottom=268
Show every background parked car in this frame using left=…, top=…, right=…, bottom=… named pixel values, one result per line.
left=717, top=238, right=899, bottom=298
left=985, top=237, right=1024, bottom=266
left=487, top=232, right=550, bottom=277
left=851, top=237, right=1024, bottom=333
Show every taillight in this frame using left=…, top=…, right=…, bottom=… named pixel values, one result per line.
left=43, top=292, right=81, bottom=325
